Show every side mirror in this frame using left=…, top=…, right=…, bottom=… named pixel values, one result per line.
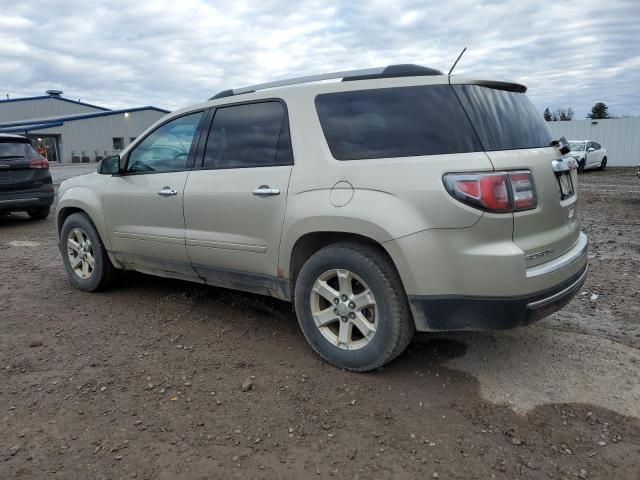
left=98, top=155, right=121, bottom=174
left=587, top=147, right=595, bottom=152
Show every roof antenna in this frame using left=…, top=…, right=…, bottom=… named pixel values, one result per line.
left=448, top=47, right=467, bottom=76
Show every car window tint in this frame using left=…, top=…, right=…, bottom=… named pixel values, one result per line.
left=453, top=85, right=552, bottom=151
left=202, top=101, right=289, bottom=169
left=127, top=112, right=202, bottom=173
left=0, top=142, right=39, bottom=159
left=593, top=142, right=601, bottom=149
left=315, top=85, right=482, bottom=160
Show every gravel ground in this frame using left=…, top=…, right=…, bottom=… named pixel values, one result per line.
left=1, top=167, right=639, bottom=479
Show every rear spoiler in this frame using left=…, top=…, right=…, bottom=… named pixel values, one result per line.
left=449, top=76, right=527, bottom=93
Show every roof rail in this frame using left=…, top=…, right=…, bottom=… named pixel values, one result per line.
left=209, top=64, right=444, bottom=100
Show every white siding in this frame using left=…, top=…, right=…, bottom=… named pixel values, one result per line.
left=547, top=118, right=640, bottom=166
left=0, top=97, right=105, bottom=122
left=30, top=109, right=167, bottom=163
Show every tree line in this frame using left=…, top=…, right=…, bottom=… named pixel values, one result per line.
left=543, top=102, right=614, bottom=121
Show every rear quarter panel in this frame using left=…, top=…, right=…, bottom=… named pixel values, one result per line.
left=277, top=85, right=494, bottom=277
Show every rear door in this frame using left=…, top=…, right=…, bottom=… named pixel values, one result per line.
left=183, top=100, right=293, bottom=296
left=453, top=83, right=580, bottom=267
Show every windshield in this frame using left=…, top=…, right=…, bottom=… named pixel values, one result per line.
left=569, top=141, right=586, bottom=151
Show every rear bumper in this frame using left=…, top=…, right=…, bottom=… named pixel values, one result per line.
left=0, top=189, right=54, bottom=212
left=408, top=264, right=588, bottom=331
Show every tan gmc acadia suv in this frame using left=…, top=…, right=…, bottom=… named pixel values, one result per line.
left=56, top=64, right=588, bottom=371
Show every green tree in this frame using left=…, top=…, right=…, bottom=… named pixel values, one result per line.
left=543, top=108, right=552, bottom=121
left=587, top=102, right=611, bottom=119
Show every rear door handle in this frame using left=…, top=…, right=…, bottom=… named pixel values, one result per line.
left=158, top=186, right=178, bottom=197
left=252, top=186, right=280, bottom=196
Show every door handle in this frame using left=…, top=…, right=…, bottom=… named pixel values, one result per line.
left=158, top=186, right=178, bottom=197
left=252, top=186, right=280, bottom=196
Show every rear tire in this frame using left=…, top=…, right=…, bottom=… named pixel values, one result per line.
left=60, top=212, right=116, bottom=291
left=294, top=242, right=414, bottom=372
left=27, top=206, right=50, bottom=220
left=600, top=157, right=607, bottom=170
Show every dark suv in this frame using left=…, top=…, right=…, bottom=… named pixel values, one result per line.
left=0, top=134, right=54, bottom=219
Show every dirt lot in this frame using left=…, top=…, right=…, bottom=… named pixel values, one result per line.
left=1, top=168, right=639, bottom=479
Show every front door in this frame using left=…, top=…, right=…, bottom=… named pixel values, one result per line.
left=102, top=111, right=205, bottom=281
left=183, top=101, right=293, bottom=296
left=585, top=141, right=602, bottom=168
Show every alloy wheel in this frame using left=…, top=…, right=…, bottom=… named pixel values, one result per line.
left=67, top=227, right=95, bottom=279
left=310, top=269, right=378, bottom=350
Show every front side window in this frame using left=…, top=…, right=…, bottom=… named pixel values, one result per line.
left=315, top=85, right=482, bottom=160
left=127, top=112, right=202, bottom=173
left=202, top=101, right=290, bottom=169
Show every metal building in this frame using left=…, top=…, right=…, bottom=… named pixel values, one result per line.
left=0, top=90, right=169, bottom=163
left=547, top=118, right=640, bottom=167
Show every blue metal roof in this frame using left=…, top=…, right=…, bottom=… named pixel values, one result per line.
left=0, top=122, right=65, bottom=133
left=0, top=106, right=170, bottom=132
left=0, top=95, right=111, bottom=111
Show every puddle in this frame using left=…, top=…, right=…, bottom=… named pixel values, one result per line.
left=444, top=327, right=640, bottom=418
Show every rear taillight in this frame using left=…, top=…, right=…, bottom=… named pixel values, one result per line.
left=29, top=157, right=49, bottom=169
left=443, top=171, right=537, bottom=213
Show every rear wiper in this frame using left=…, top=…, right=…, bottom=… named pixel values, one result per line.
left=0, top=156, right=24, bottom=159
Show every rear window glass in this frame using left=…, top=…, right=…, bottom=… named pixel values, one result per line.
left=315, top=85, right=482, bottom=160
left=0, top=142, right=38, bottom=158
left=452, top=84, right=552, bottom=150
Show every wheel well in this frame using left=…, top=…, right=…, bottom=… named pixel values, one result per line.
left=57, top=207, right=84, bottom=235
left=289, top=232, right=395, bottom=294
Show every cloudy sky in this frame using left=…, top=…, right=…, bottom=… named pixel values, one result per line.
left=1, top=0, right=639, bottom=118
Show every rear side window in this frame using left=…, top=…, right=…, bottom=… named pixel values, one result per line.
left=315, top=85, right=482, bottom=160
left=202, top=101, right=290, bottom=169
left=0, top=142, right=39, bottom=158
left=453, top=85, right=552, bottom=151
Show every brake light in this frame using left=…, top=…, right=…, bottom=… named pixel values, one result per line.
left=509, top=172, right=536, bottom=209
left=443, top=171, right=537, bottom=212
left=29, top=157, right=49, bottom=169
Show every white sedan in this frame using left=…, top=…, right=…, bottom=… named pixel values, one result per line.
left=568, top=140, right=608, bottom=173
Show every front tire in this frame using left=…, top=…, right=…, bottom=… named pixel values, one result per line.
left=27, top=206, right=50, bottom=220
left=294, top=242, right=414, bottom=372
left=60, top=212, right=115, bottom=291
left=600, top=157, right=607, bottom=170
left=577, top=159, right=585, bottom=174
